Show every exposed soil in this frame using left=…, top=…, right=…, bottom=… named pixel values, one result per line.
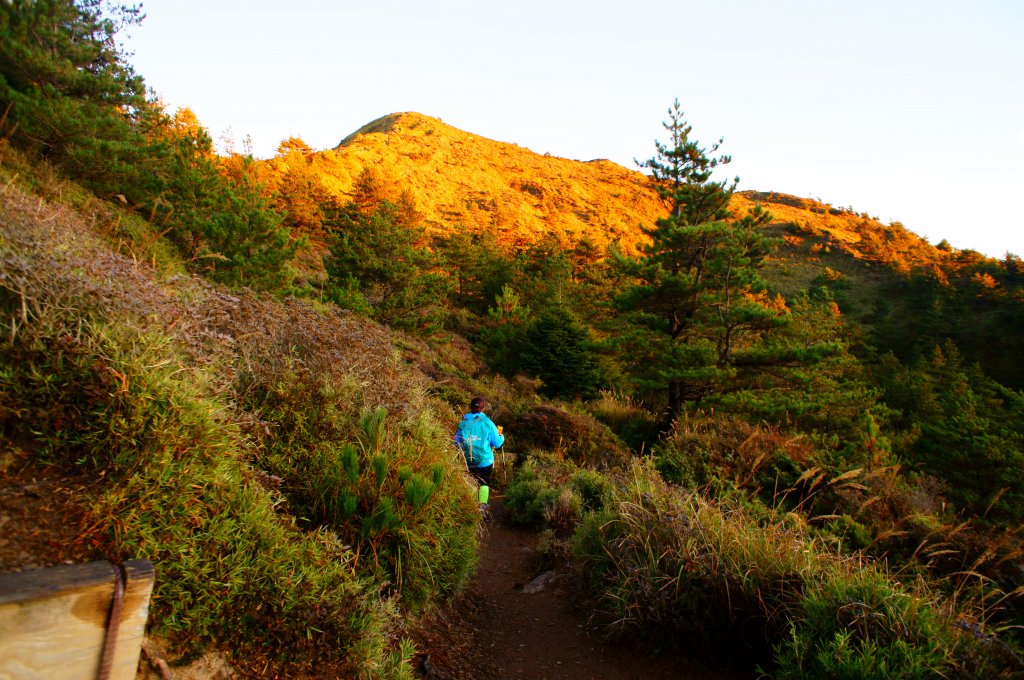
left=0, top=447, right=99, bottom=572
left=410, top=498, right=754, bottom=680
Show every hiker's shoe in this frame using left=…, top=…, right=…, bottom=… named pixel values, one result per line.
left=480, top=503, right=491, bottom=522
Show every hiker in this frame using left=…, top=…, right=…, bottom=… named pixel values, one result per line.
left=454, top=396, right=504, bottom=510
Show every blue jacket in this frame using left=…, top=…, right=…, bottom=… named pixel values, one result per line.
left=455, top=412, right=504, bottom=468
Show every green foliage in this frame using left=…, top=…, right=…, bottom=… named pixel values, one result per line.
left=0, top=3, right=299, bottom=290
left=438, top=230, right=514, bottom=317
left=874, top=343, right=1024, bottom=522
left=0, top=190, right=477, bottom=674
left=615, top=101, right=800, bottom=421
left=773, top=571, right=952, bottom=679
left=519, top=305, right=609, bottom=400
left=0, top=0, right=147, bottom=189
left=324, top=200, right=451, bottom=332
left=504, top=457, right=564, bottom=525
left=240, top=376, right=479, bottom=611
left=504, top=455, right=609, bottom=533
left=866, top=258, right=1024, bottom=391
left=569, top=460, right=1014, bottom=675
left=709, top=294, right=876, bottom=436
left=569, top=468, right=613, bottom=512
left=199, top=155, right=301, bottom=288
left=0, top=302, right=407, bottom=674
left=587, top=391, right=661, bottom=452
left=272, top=137, right=336, bottom=240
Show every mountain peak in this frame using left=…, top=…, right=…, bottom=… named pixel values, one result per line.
left=336, top=112, right=446, bottom=148
left=313, top=113, right=666, bottom=251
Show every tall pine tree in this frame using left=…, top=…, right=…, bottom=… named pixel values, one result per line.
left=614, top=101, right=783, bottom=423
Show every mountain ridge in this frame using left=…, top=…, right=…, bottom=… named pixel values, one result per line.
left=271, top=111, right=953, bottom=275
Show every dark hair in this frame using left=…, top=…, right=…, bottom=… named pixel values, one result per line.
left=470, top=396, right=486, bottom=413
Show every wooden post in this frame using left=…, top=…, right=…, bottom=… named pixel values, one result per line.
left=0, top=560, right=155, bottom=680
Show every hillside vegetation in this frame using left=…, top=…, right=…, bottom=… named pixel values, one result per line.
left=2, top=2, right=1024, bottom=678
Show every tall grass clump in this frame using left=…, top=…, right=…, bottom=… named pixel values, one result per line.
left=569, top=459, right=1019, bottom=676
left=587, top=390, right=660, bottom=451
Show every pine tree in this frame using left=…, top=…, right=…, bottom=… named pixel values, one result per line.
left=875, top=342, right=1024, bottom=521
left=519, top=305, right=608, bottom=400
left=0, top=0, right=148, bottom=191
left=324, top=200, right=450, bottom=332
left=272, top=137, right=335, bottom=241
left=614, top=101, right=783, bottom=423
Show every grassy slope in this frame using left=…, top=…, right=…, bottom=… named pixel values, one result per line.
left=0, top=146, right=487, bottom=677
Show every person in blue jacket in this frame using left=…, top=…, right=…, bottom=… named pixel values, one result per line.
left=454, top=396, right=505, bottom=510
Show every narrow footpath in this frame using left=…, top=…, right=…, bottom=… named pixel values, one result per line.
left=412, top=499, right=754, bottom=680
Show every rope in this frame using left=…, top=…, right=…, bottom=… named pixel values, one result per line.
left=98, top=561, right=126, bottom=680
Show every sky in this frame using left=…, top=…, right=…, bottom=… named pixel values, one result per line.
left=122, top=0, right=1024, bottom=257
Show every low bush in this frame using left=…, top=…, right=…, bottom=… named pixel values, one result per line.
left=504, top=456, right=565, bottom=525
left=510, top=403, right=630, bottom=469
left=587, top=390, right=661, bottom=451
left=241, top=375, right=479, bottom=611
left=504, top=454, right=614, bottom=536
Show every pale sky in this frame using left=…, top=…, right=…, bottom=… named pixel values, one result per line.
left=122, top=0, right=1023, bottom=257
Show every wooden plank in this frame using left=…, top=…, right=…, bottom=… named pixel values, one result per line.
left=0, top=560, right=155, bottom=680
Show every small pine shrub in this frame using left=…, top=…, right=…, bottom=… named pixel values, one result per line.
left=240, top=375, right=479, bottom=611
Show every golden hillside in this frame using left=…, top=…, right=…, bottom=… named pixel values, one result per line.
left=267, top=112, right=947, bottom=272
left=267, top=112, right=666, bottom=251
left=732, top=191, right=948, bottom=272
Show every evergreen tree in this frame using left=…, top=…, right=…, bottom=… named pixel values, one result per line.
left=0, top=0, right=149, bottom=193
left=272, top=137, right=335, bottom=241
left=614, top=101, right=783, bottom=423
left=439, top=231, right=513, bottom=315
left=519, top=305, right=608, bottom=400
left=875, top=342, right=1024, bottom=522
left=204, top=155, right=300, bottom=289
left=324, top=200, right=450, bottom=332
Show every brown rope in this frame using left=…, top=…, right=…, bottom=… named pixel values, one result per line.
left=98, top=562, right=126, bottom=680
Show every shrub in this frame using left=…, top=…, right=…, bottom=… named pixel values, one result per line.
left=242, top=377, right=479, bottom=610
left=0, top=307, right=408, bottom=675
left=504, top=457, right=563, bottom=525
left=653, top=412, right=810, bottom=498
left=510, top=404, right=630, bottom=469
left=588, top=390, right=661, bottom=451
left=503, top=454, right=613, bottom=536
left=570, top=468, right=614, bottom=512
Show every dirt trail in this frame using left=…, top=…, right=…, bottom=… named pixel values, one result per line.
left=413, top=499, right=752, bottom=680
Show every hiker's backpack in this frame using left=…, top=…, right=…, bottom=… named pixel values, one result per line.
left=458, top=415, right=492, bottom=466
